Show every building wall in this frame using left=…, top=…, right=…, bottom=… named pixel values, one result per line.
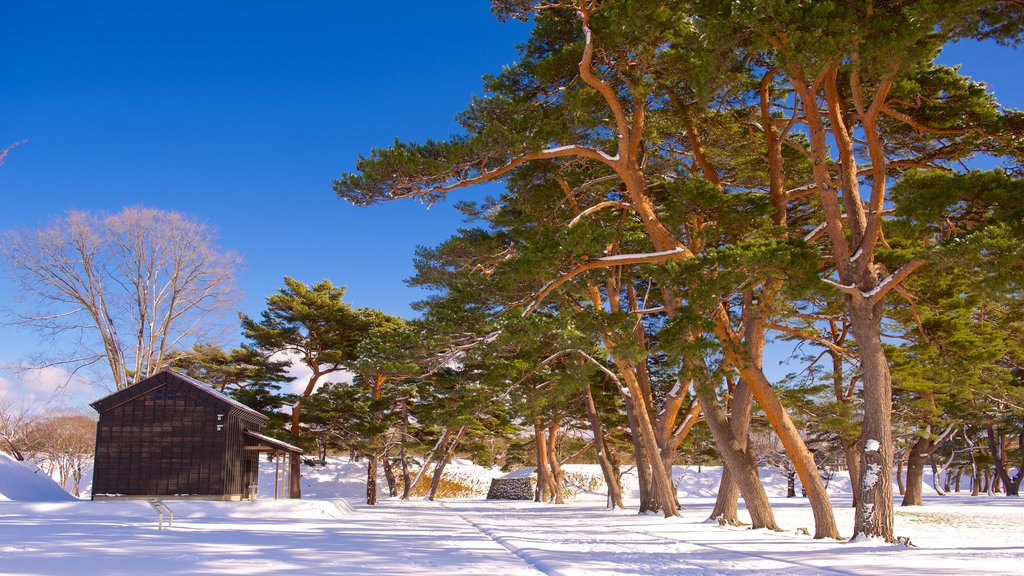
left=92, top=379, right=227, bottom=497
left=223, top=412, right=264, bottom=497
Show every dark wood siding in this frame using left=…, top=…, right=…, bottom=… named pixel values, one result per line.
left=222, top=410, right=263, bottom=496
left=90, top=371, right=268, bottom=499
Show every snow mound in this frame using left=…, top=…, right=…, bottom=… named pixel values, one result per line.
left=0, top=452, right=77, bottom=502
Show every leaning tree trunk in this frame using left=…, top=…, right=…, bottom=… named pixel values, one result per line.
left=850, top=298, right=895, bottom=542
left=710, top=380, right=753, bottom=525
left=987, top=426, right=1023, bottom=497
left=714, top=309, right=840, bottom=539
left=546, top=423, right=566, bottom=504
left=902, top=435, right=932, bottom=506
left=931, top=458, right=947, bottom=496
left=427, top=426, right=465, bottom=501
left=614, top=365, right=680, bottom=517
left=623, top=395, right=653, bottom=512
left=404, top=428, right=449, bottom=500
left=693, top=376, right=780, bottom=531
left=584, top=381, right=624, bottom=509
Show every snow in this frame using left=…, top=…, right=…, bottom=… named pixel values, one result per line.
left=0, top=451, right=76, bottom=502
left=865, top=439, right=880, bottom=452
left=863, top=464, right=881, bottom=489
left=540, top=145, right=580, bottom=155
left=803, top=221, right=828, bottom=242
left=596, top=247, right=685, bottom=263
left=1, top=456, right=1022, bottom=575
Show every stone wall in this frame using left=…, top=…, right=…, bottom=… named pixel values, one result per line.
left=485, top=477, right=533, bottom=500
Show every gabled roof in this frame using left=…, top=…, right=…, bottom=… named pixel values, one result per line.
left=90, top=369, right=268, bottom=422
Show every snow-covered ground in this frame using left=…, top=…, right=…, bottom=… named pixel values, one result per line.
left=1, top=454, right=1022, bottom=575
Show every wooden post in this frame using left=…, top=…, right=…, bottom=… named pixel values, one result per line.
left=274, top=452, right=281, bottom=500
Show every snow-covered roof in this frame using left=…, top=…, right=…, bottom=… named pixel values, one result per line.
left=90, top=369, right=268, bottom=422
left=244, top=429, right=303, bottom=454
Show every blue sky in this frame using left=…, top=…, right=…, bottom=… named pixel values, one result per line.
left=0, top=2, right=1021, bottom=405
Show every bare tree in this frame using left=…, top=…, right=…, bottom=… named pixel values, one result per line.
left=23, top=411, right=95, bottom=496
left=2, top=206, right=241, bottom=390
left=0, top=397, right=38, bottom=461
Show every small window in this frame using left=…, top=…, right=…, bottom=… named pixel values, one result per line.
left=166, top=390, right=176, bottom=401
left=154, top=391, right=164, bottom=401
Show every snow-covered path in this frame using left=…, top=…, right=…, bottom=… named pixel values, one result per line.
left=2, top=496, right=1022, bottom=575
left=0, top=500, right=541, bottom=575
left=441, top=500, right=845, bottom=575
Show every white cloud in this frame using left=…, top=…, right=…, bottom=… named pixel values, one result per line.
left=270, top=351, right=354, bottom=397
left=0, top=365, right=96, bottom=410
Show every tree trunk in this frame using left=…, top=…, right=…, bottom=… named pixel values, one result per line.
left=932, top=458, right=947, bottom=496
left=843, top=438, right=862, bottom=508
left=710, top=380, right=752, bottom=525
left=615, top=366, right=680, bottom=517
left=427, top=426, right=465, bottom=501
left=849, top=298, right=895, bottom=542
left=713, top=308, right=840, bottom=539
left=382, top=455, right=398, bottom=497
left=289, top=452, right=302, bottom=499
left=896, top=456, right=906, bottom=497
left=786, top=462, right=797, bottom=498
left=831, top=348, right=861, bottom=509
left=987, top=426, right=1023, bottom=497
left=399, top=397, right=412, bottom=499
left=404, top=428, right=449, bottom=500
left=693, top=376, right=780, bottom=531
left=366, top=453, right=379, bottom=505
left=623, top=395, right=653, bottom=512
left=594, top=283, right=677, bottom=516
left=546, top=423, right=566, bottom=504
left=534, top=420, right=552, bottom=502
left=583, top=381, right=624, bottom=509
left=902, top=436, right=932, bottom=506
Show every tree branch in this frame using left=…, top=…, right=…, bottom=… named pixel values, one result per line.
left=522, top=248, right=687, bottom=315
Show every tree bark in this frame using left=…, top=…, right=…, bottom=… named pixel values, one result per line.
left=987, top=426, right=1023, bottom=497
left=613, top=364, right=680, bottom=517
left=398, top=397, right=412, bottom=499
left=843, top=438, right=862, bottom=508
left=404, top=428, right=450, bottom=500
left=902, top=435, right=932, bottom=506
left=714, top=307, right=840, bottom=539
left=849, top=298, right=895, bottom=541
left=427, top=426, right=465, bottom=501
left=289, top=452, right=301, bottom=499
left=382, top=455, right=398, bottom=497
left=534, top=420, right=552, bottom=502
left=896, top=456, right=906, bottom=497
left=693, top=375, right=780, bottom=531
left=545, top=423, right=566, bottom=504
left=583, top=381, right=624, bottom=509
left=932, top=458, right=947, bottom=496
left=366, top=453, right=379, bottom=505
left=710, top=380, right=752, bottom=525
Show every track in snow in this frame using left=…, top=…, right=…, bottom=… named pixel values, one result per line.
left=442, top=500, right=856, bottom=575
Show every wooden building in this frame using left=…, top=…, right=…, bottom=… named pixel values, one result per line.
left=90, top=370, right=301, bottom=500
